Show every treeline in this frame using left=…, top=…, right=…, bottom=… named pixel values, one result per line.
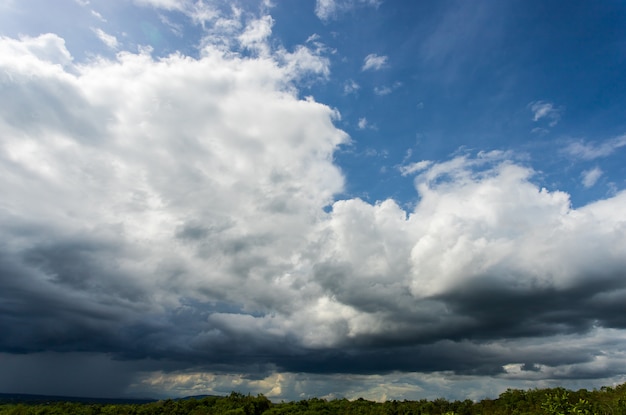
left=2, top=383, right=626, bottom=415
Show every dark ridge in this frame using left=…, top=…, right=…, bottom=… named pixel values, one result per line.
left=0, top=393, right=156, bottom=405
left=175, top=394, right=223, bottom=401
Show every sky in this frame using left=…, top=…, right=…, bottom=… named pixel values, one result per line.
left=1, top=0, right=626, bottom=403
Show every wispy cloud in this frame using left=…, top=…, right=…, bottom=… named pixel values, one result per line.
left=306, top=33, right=321, bottom=43
left=374, top=86, right=392, bottom=95
left=417, top=1, right=501, bottom=84
left=357, top=117, right=377, bottom=130
left=581, top=167, right=602, bottom=188
left=133, top=0, right=187, bottom=12
left=91, top=10, right=106, bottom=22
left=159, top=14, right=183, bottom=36
left=565, top=134, right=626, bottom=160
left=134, top=0, right=219, bottom=26
left=398, top=160, right=433, bottom=176
left=344, top=79, right=360, bottom=94
left=315, top=0, right=381, bottom=21
left=92, top=27, right=118, bottom=49
left=528, top=100, right=563, bottom=127
left=362, top=53, right=387, bottom=71
left=358, top=117, right=368, bottom=129
left=374, top=81, right=401, bottom=96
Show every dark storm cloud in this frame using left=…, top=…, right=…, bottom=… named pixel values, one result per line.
left=2, top=207, right=626, bottom=386
left=435, top=273, right=626, bottom=339
left=3, top=248, right=620, bottom=378
left=0, top=249, right=137, bottom=355
left=0, top=352, right=140, bottom=398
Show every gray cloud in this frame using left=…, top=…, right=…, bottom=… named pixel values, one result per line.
left=2, top=26, right=626, bottom=402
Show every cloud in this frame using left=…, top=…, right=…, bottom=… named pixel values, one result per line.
left=133, top=0, right=219, bottom=26
left=159, top=14, right=184, bottom=36
left=398, top=160, right=433, bottom=176
left=238, top=15, right=273, bottom=54
left=373, top=81, right=401, bottom=96
left=3, top=30, right=626, bottom=401
left=0, top=33, right=73, bottom=67
left=0, top=31, right=346, bottom=359
left=362, top=53, right=387, bottom=71
left=344, top=79, right=360, bottom=94
left=315, top=0, right=381, bottom=21
left=356, top=118, right=379, bottom=132
left=128, top=351, right=626, bottom=401
left=581, top=167, right=602, bottom=188
left=0, top=352, right=140, bottom=398
left=315, top=0, right=337, bottom=20
left=357, top=117, right=368, bottom=129
left=133, top=0, right=187, bottom=12
left=306, top=33, right=321, bottom=43
left=373, top=86, right=391, bottom=95
left=417, top=1, right=503, bottom=84
left=528, top=100, right=563, bottom=127
left=92, top=28, right=119, bottom=49
left=565, top=134, right=626, bottom=160
left=91, top=10, right=106, bottom=22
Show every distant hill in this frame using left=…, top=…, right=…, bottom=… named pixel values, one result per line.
left=176, top=394, right=223, bottom=401
left=0, top=392, right=156, bottom=405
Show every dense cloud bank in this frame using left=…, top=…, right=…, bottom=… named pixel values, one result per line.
left=1, top=30, right=626, bottom=399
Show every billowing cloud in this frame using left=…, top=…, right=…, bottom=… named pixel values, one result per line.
left=362, top=53, right=387, bottom=71
left=2, top=19, right=626, bottom=403
left=0, top=29, right=346, bottom=368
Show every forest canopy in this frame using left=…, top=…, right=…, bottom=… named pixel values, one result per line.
left=2, top=383, right=626, bottom=415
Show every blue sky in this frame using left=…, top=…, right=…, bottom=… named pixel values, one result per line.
left=1, top=0, right=626, bottom=402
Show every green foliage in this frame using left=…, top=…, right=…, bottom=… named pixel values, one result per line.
left=2, top=383, right=626, bottom=415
